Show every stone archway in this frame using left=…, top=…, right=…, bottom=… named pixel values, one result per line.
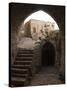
left=42, top=42, right=55, bottom=66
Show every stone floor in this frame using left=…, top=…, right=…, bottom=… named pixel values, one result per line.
left=30, top=66, right=64, bottom=86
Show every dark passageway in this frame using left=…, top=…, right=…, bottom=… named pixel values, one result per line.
left=42, top=42, right=55, bottom=66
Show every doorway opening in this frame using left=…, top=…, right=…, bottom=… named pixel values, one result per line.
left=42, top=42, right=55, bottom=67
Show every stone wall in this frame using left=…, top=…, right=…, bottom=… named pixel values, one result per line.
left=11, top=23, right=27, bottom=64
left=31, top=41, right=41, bottom=74
left=59, top=32, right=65, bottom=77
left=31, top=33, right=62, bottom=74
left=11, top=30, right=18, bottom=64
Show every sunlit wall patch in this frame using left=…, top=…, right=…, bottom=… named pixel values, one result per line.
left=24, top=10, right=59, bottom=30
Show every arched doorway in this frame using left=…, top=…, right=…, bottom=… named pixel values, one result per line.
left=42, top=42, right=55, bottom=66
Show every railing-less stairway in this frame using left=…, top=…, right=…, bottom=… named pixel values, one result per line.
left=11, top=48, right=34, bottom=87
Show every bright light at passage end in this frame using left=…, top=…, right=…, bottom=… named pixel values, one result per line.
left=24, top=10, right=59, bottom=30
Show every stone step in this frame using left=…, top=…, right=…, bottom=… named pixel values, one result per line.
left=18, top=50, right=34, bottom=54
left=16, top=57, right=32, bottom=61
left=11, top=77, right=26, bottom=82
left=11, top=77, right=27, bottom=86
left=12, top=64, right=31, bottom=69
left=18, top=49, right=33, bottom=52
left=14, top=60, right=32, bottom=65
left=12, top=73, right=29, bottom=78
left=11, top=68, right=29, bottom=74
left=17, top=54, right=33, bottom=57
left=16, top=56, right=33, bottom=60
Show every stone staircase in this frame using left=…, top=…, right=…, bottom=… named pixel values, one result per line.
left=11, top=48, right=34, bottom=87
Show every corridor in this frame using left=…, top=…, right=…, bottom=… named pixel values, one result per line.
left=30, top=66, right=63, bottom=86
